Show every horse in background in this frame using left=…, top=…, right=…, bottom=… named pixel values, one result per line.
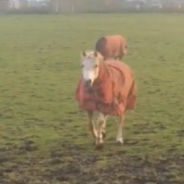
left=75, top=50, right=136, bottom=149
left=95, top=35, right=128, bottom=61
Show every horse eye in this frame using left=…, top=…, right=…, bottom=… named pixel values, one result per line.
left=94, top=64, right=98, bottom=68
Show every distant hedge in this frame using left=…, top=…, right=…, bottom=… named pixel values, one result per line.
left=1, top=0, right=184, bottom=14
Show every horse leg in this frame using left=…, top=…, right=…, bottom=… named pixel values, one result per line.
left=116, top=116, right=125, bottom=144
left=96, top=113, right=107, bottom=149
left=99, top=113, right=107, bottom=139
left=115, top=56, right=119, bottom=60
left=87, top=111, right=97, bottom=143
left=119, top=54, right=123, bottom=60
left=102, top=119, right=106, bottom=139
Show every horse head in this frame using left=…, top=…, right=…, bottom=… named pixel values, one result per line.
left=80, top=50, right=104, bottom=89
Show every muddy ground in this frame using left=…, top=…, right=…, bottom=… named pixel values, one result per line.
left=0, top=141, right=183, bottom=184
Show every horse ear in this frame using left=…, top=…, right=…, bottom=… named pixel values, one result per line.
left=81, top=50, right=86, bottom=57
left=94, top=51, right=98, bottom=57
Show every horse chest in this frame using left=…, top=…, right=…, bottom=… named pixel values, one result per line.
left=92, top=90, right=104, bottom=98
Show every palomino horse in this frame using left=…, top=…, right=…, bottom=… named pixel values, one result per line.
left=75, top=51, right=136, bottom=149
left=95, top=35, right=128, bottom=61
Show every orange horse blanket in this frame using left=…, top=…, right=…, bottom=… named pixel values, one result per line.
left=95, top=35, right=127, bottom=60
left=75, top=60, right=136, bottom=116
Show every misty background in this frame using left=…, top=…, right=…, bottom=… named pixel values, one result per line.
left=0, top=0, right=183, bottom=14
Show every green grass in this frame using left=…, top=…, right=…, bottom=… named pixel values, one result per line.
left=0, top=14, right=184, bottom=184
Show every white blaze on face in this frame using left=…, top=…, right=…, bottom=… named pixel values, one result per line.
left=82, top=58, right=98, bottom=84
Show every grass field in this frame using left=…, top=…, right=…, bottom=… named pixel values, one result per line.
left=1, top=14, right=184, bottom=184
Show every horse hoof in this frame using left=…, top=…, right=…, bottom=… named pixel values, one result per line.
left=116, top=139, right=124, bottom=145
left=96, top=143, right=104, bottom=150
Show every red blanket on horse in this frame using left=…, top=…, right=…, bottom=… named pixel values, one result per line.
left=75, top=60, right=136, bottom=116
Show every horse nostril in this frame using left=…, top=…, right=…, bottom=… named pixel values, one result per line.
left=86, top=79, right=92, bottom=84
left=84, top=79, right=92, bottom=87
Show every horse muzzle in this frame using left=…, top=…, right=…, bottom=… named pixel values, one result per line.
left=84, top=79, right=92, bottom=87
left=84, top=79, right=93, bottom=93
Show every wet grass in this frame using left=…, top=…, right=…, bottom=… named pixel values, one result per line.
left=0, top=14, right=184, bottom=184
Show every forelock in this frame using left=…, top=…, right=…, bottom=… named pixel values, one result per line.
left=84, top=51, right=96, bottom=59
left=82, top=50, right=103, bottom=65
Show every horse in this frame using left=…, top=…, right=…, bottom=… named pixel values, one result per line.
left=95, top=35, right=128, bottom=61
left=75, top=50, right=136, bottom=149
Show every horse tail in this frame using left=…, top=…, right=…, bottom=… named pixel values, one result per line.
left=124, top=43, right=128, bottom=54
left=122, top=37, right=127, bottom=55
left=118, top=37, right=127, bottom=60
